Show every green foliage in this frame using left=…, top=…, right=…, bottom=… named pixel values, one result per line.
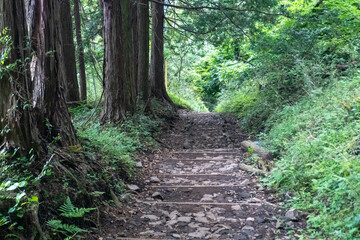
left=168, top=92, right=193, bottom=110
left=69, top=104, right=160, bottom=178
left=59, top=197, right=95, bottom=218
left=0, top=148, right=44, bottom=232
left=262, top=74, right=360, bottom=239
left=47, top=197, right=94, bottom=239
left=216, top=0, right=360, bottom=133
left=165, top=30, right=210, bottom=112
left=0, top=28, right=11, bottom=70
left=215, top=88, right=258, bottom=117
left=47, top=220, right=89, bottom=239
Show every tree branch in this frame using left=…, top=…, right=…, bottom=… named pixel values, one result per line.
left=149, top=0, right=286, bottom=16
left=164, top=16, right=226, bottom=35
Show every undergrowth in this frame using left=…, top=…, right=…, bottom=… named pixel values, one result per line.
left=0, top=101, right=171, bottom=239
left=262, top=73, right=360, bottom=239
left=69, top=103, right=160, bottom=178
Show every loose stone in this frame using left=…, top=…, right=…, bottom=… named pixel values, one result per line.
left=150, top=176, right=161, bottom=183
left=151, top=191, right=164, bottom=200
left=285, top=209, right=299, bottom=221
left=127, top=184, right=140, bottom=191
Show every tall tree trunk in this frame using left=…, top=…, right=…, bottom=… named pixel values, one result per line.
left=137, top=0, right=150, bottom=101
left=101, top=0, right=137, bottom=122
left=29, top=0, right=78, bottom=147
left=58, top=0, right=80, bottom=103
left=121, top=0, right=137, bottom=111
left=74, top=0, right=87, bottom=102
left=0, top=0, right=40, bottom=153
left=131, top=0, right=139, bottom=99
left=150, top=0, right=172, bottom=103
left=1, top=0, right=78, bottom=156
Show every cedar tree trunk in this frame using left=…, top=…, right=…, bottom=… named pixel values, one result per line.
left=101, top=0, right=137, bottom=122
left=59, top=0, right=80, bottom=103
left=150, top=0, right=172, bottom=103
left=29, top=0, right=78, bottom=147
left=137, top=0, right=150, bottom=101
left=0, top=0, right=40, bottom=153
left=74, top=0, right=87, bottom=102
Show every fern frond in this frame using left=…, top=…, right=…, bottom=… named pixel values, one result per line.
left=59, top=197, right=95, bottom=218
left=47, top=219, right=90, bottom=234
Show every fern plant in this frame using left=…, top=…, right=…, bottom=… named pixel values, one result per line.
left=47, top=197, right=96, bottom=239
left=47, top=220, right=89, bottom=239
left=59, top=197, right=95, bottom=218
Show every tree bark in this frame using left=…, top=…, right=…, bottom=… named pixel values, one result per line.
left=58, top=0, right=80, bottom=103
left=150, top=0, right=172, bottom=103
left=101, top=0, right=137, bottom=122
left=0, top=0, right=40, bottom=153
left=131, top=0, right=139, bottom=99
left=1, top=0, right=78, bottom=156
left=29, top=0, right=78, bottom=147
left=74, top=0, right=87, bottom=102
left=121, top=0, right=137, bottom=111
left=137, top=0, right=150, bottom=101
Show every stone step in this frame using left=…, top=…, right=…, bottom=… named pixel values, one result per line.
left=159, top=161, right=240, bottom=175
left=164, top=157, right=238, bottom=162
left=142, top=201, right=256, bottom=206
left=160, top=174, right=243, bottom=186
left=169, top=151, right=240, bottom=157
left=122, top=201, right=279, bottom=240
left=150, top=184, right=244, bottom=188
left=146, top=185, right=251, bottom=203
left=172, top=148, right=239, bottom=152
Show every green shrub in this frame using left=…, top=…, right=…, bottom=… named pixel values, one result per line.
left=263, top=73, right=360, bottom=239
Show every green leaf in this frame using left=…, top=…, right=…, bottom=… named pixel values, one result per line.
left=18, top=181, right=27, bottom=188
left=16, top=192, right=26, bottom=204
left=16, top=211, right=24, bottom=218
left=29, top=196, right=38, bottom=202
left=247, top=147, right=254, bottom=153
left=8, top=207, right=15, bottom=214
left=7, top=183, right=19, bottom=191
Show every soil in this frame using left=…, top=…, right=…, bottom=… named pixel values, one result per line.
left=93, top=111, right=306, bottom=240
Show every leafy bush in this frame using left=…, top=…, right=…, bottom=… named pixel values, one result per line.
left=263, top=73, right=360, bottom=239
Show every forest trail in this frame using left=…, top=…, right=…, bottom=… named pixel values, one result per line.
left=100, top=111, right=305, bottom=239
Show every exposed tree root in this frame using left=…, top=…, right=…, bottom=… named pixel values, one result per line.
left=30, top=201, right=47, bottom=240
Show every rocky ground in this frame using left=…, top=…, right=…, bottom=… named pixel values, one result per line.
left=96, top=111, right=306, bottom=240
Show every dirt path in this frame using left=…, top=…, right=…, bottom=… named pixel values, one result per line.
left=99, top=111, right=305, bottom=240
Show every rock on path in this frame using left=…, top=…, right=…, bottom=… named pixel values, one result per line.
left=97, top=111, right=305, bottom=239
